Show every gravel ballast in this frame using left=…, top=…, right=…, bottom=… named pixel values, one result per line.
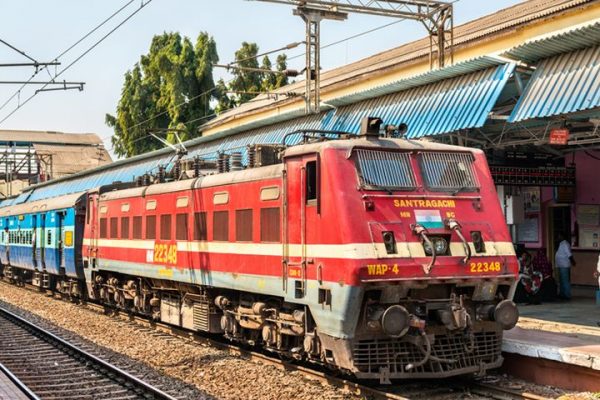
left=0, top=283, right=359, bottom=400
left=0, top=282, right=594, bottom=400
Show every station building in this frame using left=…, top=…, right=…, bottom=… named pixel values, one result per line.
left=0, top=130, right=112, bottom=198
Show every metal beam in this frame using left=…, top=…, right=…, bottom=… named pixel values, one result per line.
left=250, top=0, right=453, bottom=114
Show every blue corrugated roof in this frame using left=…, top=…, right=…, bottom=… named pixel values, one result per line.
left=9, top=62, right=513, bottom=205
left=509, top=45, right=600, bottom=122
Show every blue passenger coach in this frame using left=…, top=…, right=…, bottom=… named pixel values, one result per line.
left=0, top=192, right=86, bottom=289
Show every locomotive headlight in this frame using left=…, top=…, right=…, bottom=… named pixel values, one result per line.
left=423, top=237, right=448, bottom=256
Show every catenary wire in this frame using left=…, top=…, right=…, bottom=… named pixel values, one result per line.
left=0, top=0, right=138, bottom=115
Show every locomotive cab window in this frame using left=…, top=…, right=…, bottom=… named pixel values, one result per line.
left=419, top=152, right=479, bottom=193
left=305, top=160, right=318, bottom=204
left=355, top=149, right=416, bottom=190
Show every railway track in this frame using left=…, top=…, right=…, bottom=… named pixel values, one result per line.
left=1, top=281, right=551, bottom=400
left=0, top=305, right=179, bottom=400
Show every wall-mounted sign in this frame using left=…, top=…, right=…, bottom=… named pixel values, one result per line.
left=522, top=187, right=540, bottom=213
left=549, top=129, right=570, bottom=145
left=580, top=227, right=600, bottom=249
left=577, top=204, right=600, bottom=226
left=490, top=166, right=576, bottom=186
left=517, top=217, right=539, bottom=243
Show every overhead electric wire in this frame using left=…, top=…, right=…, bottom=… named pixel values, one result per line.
left=105, top=0, right=458, bottom=152
left=0, top=0, right=138, bottom=115
left=0, top=0, right=153, bottom=125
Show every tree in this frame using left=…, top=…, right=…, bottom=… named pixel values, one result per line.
left=274, top=54, right=289, bottom=89
left=107, top=32, right=219, bottom=157
left=218, top=43, right=291, bottom=110
left=229, top=42, right=263, bottom=105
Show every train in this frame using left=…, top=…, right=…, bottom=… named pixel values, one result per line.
left=0, top=117, right=519, bottom=383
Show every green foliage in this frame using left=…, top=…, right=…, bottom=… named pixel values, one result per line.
left=222, top=42, right=290, bottom=108
left=107, top=32, right=219, bottom=157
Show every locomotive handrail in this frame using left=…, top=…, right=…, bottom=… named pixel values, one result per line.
left=445, top=219, right=472, bottom=264
left=281, top=129, right=353, bottom=147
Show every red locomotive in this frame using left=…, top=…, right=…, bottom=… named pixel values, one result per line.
left=2, top=117, right=519, bottom=382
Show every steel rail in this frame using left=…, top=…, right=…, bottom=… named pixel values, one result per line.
left=0, top=305, right=178, bottom=400
left=0, top=360, right=41, bottom=400
left=1, top=281, right=548, bottom=400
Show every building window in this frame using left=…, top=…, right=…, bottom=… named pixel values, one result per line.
left=146, top=215, right=156, bottom=240
left=193, top=212, right=207, bottom=241
left=110, top=217, right=118, bottom=239
left=306, top=161, right=317, bottom=202
left=121, top=217, right=130, bottom=239
left=160, top=215, right=171, bottom=240
left=236, top=209, right=253, bottom=242
left=260, top=208, right=281, bottom=242
left=100, top=218, right=107, bottom=239
left=176, top=213, right=188, bottom=241
left=213, top=211, right=229, bottom=241
left=132, top=216, right=142, bottom=239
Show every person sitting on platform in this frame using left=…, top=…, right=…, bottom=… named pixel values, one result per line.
left=514, top=251, right=543, bottom=304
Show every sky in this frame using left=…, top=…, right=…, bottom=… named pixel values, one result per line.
left=0, top=0, right=523, bottom=158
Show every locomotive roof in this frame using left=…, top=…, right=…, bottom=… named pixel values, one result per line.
left=283, top=137, right=483, bottom=158
left=100, top=164, right=284, bottom=201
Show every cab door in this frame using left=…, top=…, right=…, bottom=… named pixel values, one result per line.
left=284, top=153, right=319, bottom=298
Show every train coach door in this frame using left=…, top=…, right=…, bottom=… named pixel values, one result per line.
left=87, top=193, right=99, bottom=268
left=57, top=211, right=66, bottom=271
left=284, top=153, right=319, bottom=298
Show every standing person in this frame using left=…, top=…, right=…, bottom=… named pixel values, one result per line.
left=555, top=232, right=575, bottom=300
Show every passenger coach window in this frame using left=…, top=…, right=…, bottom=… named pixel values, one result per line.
left=146, top=216, right=156, bottom=240
left=132, top=216, right=142, bottom=239
left=193, top=212, right=207, bottom=241
left=260, top=207, right=280, bottom=243
left=100, top=218, right=108, bottom=239
left=306, top=161, right=317, bottom=202
left=176, top=214, right=188, bottom=240
left=213, top=211, right=229, bottom=241
left=160, top=215, right=171, bottom=240
left=110, top=217, right=118, bottom=239
left=235, top=209, right=253, bottom=242
left=121, top=217, right=130, bottom=239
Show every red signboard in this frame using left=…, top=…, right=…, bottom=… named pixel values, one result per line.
left=549, top=129, right=569, bottom=145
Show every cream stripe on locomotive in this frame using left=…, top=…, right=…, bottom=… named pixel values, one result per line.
left=84, top=239, right=516, bottom=259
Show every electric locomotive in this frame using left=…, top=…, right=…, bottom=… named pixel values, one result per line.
left=0, top=117, right=519, bottom=383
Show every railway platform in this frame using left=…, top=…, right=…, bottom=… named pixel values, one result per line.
left=0, top=363, right=34, bottom=400
left=502, top=296, right=600, bottom=392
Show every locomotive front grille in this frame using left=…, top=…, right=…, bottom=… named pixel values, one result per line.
left=353, top=331, right=502, bottom=376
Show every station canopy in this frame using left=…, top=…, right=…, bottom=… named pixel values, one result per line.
left=6, top=7, right=600, bottom=206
